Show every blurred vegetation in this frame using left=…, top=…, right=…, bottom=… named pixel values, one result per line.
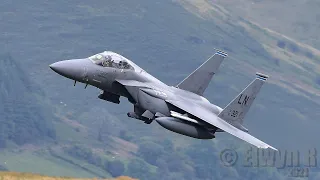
left=0, top=54, right=56, bottom=146
left=0, top=165, right=8, bottom=171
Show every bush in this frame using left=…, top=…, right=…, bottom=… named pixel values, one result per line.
left=105, top=160, right=125, bottom=177
left=0, top=136, right=6, bottom=149
left=159, top=139, right=173, bottom=151
left=137, top=141, right=164, bottom=165
left=65, top=145, right=93, bottom=161
left=185, top=36, right=204, bottom=44
left=0, top=164, right=8, bottom=171
left=305, top=51, right=314, bottom=59
left=125, top=159, right=154, bottom=180
left=316, top=76, right=320, bottom=86
left=274, top=58, right=280, bottom=66
left=288, top=43, right=300, bottom=53
left=276, top=40, right=286, bottom=49
left=119, top=130, right=134, bottom=141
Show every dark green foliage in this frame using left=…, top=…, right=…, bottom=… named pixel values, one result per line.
left=137, top=141, right=164, bottom=165
left=185, top=141, right=220, bottom=179
left=65, top=145, right=94, bottom=162
left=98, top=130, right=103, bottom=142
left=305, top=51, right=314, bottom=59
left=0, top=53, right=56, bottom=145
left=166, top=172, right=185, bottom=180
left=0, top=138, right=6, bottom=149
left=185, top=36, right=204, bottom=44
left=274, top=58, right=280, bottom=66
left=65, top=145, right=124, bottom=176
left=316, top=76, right=320, bottom=86
left=155, top=158, right=168, bottom=173
left=288, top=43, right=300, bottom=53
left=0, top=129, right=6, bottom=148
left=162, top=152, right=186, bottom=172
left=92, top=156, right=103, bottom=167
left=277, top=40, right=286, bottom=49
left=0, top=164, right=8, bottom=171
left=104, top=160, right=125, bottom=177
left=125, top=158, right=154, bottom=180
left=119, top=130, right=134, bottom=142
left=158, top=139, right=174, bottom=151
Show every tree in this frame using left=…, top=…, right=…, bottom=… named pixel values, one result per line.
left=159, top=139, right=173, bottom=151
left=185, top=141, right=219, bottom=179
left=0, top=128, right=6, bottom=149
left=0, top=164, right=8, bottom=171
left=276, top=40, right=286, bottom=49
left=65, top=145, right=93, bottom=162
left=137, top=141, right=164, bottom=165
left=167, top=172, right=184, bottom=180
left=0, top=136, right=6, bottom=149
left=125, top=159, right=154, bottom=180
left=288, top=43, right=300, bottom=53
left=316, top=76, right=320, bottom=86
left=119, top=130, right=134, bottom=141
left=105, top=160, right=125, bottom=177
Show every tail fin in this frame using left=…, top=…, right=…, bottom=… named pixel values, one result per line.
left=218, top=73, right=269, bottom=130
left=177, top=50, right=227, bottom=95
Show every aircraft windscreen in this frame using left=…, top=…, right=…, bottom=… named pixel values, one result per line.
left=88, top=52, right=134, bottom=70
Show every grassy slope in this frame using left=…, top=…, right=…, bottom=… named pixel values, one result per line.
left=0, top=172, right=136, bottom=180
left=214, top=0, right=320, bottom=49
left=178, top=0, right=320, bottom=100
left=0, top=151, right=111, bottom=178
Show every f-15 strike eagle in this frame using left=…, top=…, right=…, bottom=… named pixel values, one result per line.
left=50, top=50, right=277, bottom=150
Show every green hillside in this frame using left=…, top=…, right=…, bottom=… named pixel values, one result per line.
left=215, top=0, right=320, bottom=49
left=0, top=0, right=319, bottom=180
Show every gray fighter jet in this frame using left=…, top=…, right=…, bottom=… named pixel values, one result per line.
left=50, top=50, right=277, bottom=150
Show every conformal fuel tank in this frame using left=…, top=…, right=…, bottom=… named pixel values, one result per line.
left=155, top=117, right=215, bottom=139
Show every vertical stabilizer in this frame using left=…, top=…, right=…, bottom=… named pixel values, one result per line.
left=218, top=73, right=268, bottom=129
left=177, top=50, right=227, bottom=95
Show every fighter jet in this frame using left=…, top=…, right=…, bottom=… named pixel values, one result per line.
left=50, top=50, right=277, bottom=150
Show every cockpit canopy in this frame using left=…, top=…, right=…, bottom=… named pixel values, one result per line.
left=88, top=51, right=134, bottom=70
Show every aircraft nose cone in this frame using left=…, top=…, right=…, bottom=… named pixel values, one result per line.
left=50, top=59, right=91, bottom=82
left=49, top=61, right=64, bottom=73
left=49, top=60, right=74, bottom=76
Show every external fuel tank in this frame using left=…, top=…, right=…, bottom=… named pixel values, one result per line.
left=155, top=117, right=215, bottom=139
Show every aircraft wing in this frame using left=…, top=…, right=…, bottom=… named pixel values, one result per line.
left=166, top=99, right=277, bottom=151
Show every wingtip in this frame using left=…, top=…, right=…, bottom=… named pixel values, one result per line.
left=260, top=145, right=278, bottom=151
left=256, top=72, right=269, bottom=81
left=269, top=146, right=278, bottom=151
left=214, top=48, right=228, bottom=57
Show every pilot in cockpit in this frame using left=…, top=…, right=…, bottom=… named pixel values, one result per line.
left=101, top=55, right=112, bottom=67
left=89, top=52, right=134, bottom=70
